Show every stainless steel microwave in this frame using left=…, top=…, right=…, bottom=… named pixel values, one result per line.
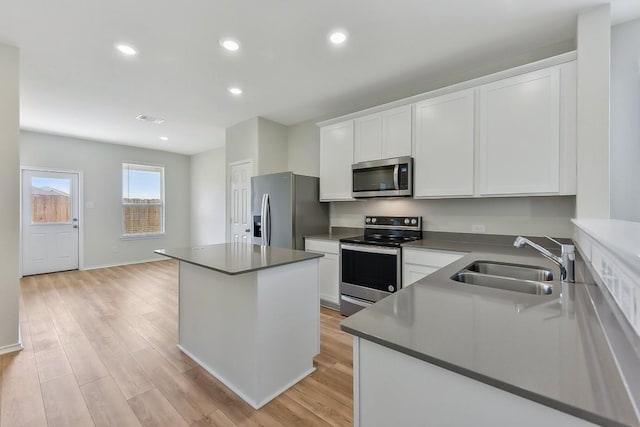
left=352, top=156, right=413, bottom=198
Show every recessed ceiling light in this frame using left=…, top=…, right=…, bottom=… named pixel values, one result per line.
left=329, top=31, right=348, bottom=45
left=220, top=38, right=240, bottom=52
left=115, top=43, right=137, bottom=56
left=228, top=87, right=243, bottom=95
left=159, top=136, right=169, bottom=141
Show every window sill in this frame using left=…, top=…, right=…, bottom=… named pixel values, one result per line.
left=120, top=233, right=166, bottom=241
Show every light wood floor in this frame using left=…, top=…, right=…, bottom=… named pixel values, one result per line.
left=0, top=260, right=353, bottom=427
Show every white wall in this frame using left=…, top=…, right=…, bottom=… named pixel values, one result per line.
left=20, top=131, right=191, bottom=269
left=288, top=120, right=320, bottom=177
left=331, top=197, right=576, bottom=238
left=576, top=5, right=611, bottom=219
left=610, top=18, right=640, bottom=222
left=257, top=117, right=288, bottom=175
left=0, top=43, right=20, bottom=353
left=225, top=117, right=259, bottom=175
left=190, top=147, right=226, bottom=246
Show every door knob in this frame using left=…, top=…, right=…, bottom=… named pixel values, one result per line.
left=73, top=225, right=78, bottom=229
left=245, top=228, right=250, bottom=232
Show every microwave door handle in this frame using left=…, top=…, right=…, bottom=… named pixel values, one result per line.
left=393, top=164, right=400, bottom=190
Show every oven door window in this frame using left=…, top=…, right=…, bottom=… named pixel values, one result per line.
left=353, top=166, right=397, bottom=192
left=341, top=248, right=398, bottom=292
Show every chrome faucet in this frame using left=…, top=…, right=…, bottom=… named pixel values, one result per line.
left=513, top=236, right=575, bottom=283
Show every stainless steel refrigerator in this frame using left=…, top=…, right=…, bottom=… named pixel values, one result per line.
left=251, top=172, right=329, bottom=250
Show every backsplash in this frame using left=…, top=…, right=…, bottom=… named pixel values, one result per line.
left=573, top=220, right=640, bottom=337
left=330, top=196, right=576, bottom=238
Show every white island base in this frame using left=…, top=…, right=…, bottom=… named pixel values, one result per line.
left=177, top=258, right=320, bottom=409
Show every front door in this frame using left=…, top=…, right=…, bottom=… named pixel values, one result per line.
left=229, top=161, right=252, bottom=243
left=22, top=169, right=80, bottom=275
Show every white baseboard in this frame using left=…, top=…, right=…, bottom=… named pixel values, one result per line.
left=177, top=344, right=315, bottom=410
left=0, top=342, right=23, bottom=356
left=82, top=257, right=167, bottom=271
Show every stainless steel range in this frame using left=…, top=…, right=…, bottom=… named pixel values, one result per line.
left=339, top=216, right=422, bottom=316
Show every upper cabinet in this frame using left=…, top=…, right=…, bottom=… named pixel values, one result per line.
left=414, top=89, right=475, bottom=197
left=354, top=105, right=412, bottom=163
left=320, top=120, right=354, bottom=201
left=318, top=55, right=577, bottom=201
left=478, top=67, right=560, bottom=195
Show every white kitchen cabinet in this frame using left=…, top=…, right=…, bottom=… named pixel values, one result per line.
left=353, top=338, right=592, bottom=427
left=354, top=105, right=412, bottom=163
left=354, top=114, right=382, bottom=163
left=413, top=89, right=475, bottom=197
left=402, top=247, right=465, bottom=288
left=305, top=238, right=340, bottom=308
left=478, top=66, right=561, bottom=195
left=320, top=120, right=354, bottom=201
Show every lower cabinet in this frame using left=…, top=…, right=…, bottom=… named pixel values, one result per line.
left=353, top=338, right=593, bottom=427
left=305, top=238, right=340, bottom=308
left=402, top=247, right=465, bottom=288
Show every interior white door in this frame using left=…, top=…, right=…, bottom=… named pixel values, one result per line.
left=229, top=161, right=252, bottom=243
left=22, top=169, right=79, bottom=275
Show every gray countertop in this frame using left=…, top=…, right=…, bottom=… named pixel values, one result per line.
left=341, top=234, right=640, bottom=427
left=155, top=243, right=322, bottom=275
left=304, top=227, right=363, bottom=242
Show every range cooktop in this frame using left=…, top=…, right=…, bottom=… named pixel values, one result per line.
left=340, top=216, right=422, bottom=248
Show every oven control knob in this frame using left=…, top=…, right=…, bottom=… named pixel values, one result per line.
left=411, top=218, right=417, bottom=225
left=365, top=217, right=371, bottom=223
left=404, top=218, right=410, bottom=225
left=371, top=218, right=377, bottom=223
left=388, top=285, right=395, bottom=292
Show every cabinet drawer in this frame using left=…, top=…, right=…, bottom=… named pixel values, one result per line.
left=403, top=248, right=465, bottom=268
left=305, top=239, right=340, bottom=255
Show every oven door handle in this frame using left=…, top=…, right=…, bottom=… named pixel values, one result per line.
left=340, top=244, right=399, bottom=256
left=341, top=294, right=372, bottom=308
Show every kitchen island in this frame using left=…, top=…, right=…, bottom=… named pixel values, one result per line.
left=155, top=243, right=323, bottom=409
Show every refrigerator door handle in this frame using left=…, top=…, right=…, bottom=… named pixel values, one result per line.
left=265, top=193, right=271, bottom=246
left=260, top=193, right=268, bottom=245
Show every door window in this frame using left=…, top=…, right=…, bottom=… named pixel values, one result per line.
left=30, top=177, right=71, bottom=224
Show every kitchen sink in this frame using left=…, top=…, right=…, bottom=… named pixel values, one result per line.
left=465, top=261, right=553, bottom=282
left=450, top=261, right=554, bottom=295
left=451, top=272, right=553, bottom=295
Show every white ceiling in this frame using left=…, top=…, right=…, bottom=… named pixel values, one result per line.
left=1, top=0, right=638, bottom=155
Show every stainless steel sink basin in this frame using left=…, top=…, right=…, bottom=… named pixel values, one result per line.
left=450, top=261, right=554, bottom=295
left=465, top=261, right=553, bottom=282
left=451, top=271, right=553, bottom=295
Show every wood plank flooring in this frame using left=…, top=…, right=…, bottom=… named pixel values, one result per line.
left=0, top=260, right=353, bottom=427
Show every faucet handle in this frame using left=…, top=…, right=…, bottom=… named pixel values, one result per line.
left=544, top=235, right=575, bottom=256
left=544, top=235, right=563, bottom=247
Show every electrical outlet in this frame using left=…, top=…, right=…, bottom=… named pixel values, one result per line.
left=471, top=224, right=486, bottom=233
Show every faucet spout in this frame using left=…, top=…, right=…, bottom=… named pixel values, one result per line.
left=513, top=236, right=575, bottom=283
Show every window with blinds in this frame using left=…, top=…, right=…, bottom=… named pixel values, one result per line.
left=122, top=163, right=165, bottom=236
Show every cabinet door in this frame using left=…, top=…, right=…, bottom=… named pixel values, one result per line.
left=382, top=105, right=412, bottom=159
left=320, top=120, right=354, bottom=201
left=354, top=113, right=383, bottom=163
left=414, top=89, right=475, bottom=197
left=478, top=67, right=560, bottom=195
left=318, top=253, right=340, bottom=306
